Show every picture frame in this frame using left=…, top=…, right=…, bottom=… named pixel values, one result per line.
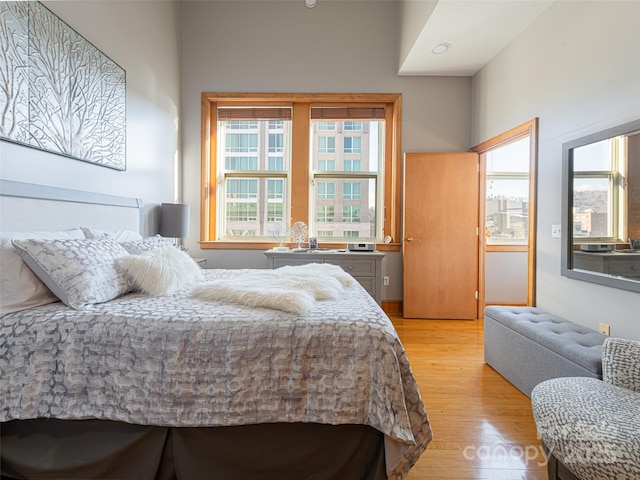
left=0, top=1, right=126, bottom=170
left=308, top=237, right=318, bottom=250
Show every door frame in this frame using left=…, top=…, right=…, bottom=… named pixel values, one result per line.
left=471, top=118, right=538, bottom=318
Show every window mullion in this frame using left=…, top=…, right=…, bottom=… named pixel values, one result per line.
left=291, top=102, right=310, bottom=226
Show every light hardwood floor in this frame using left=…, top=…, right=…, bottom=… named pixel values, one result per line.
left=390, top=316, right=548, bottom=480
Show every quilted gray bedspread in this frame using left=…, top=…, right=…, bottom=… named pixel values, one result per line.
left=1, top=269, right=432, bottom=479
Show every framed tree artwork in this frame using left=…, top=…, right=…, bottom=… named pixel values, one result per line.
left=0, top=1, right=126, bottom=170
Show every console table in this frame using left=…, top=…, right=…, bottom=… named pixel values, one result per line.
left=573, top=251, right=640, bottom=278
left=264, top=250, right=385, bottom=305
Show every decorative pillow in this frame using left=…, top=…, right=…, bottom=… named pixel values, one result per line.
left=11, top=238, right=131, bottom=310
left=118, top=247, right=204, bottom=296
left=1, top=228, right=85, bottom=316
left=120, top=236, right=174, bottom=255
left=81, top=227, right=143, bottom=242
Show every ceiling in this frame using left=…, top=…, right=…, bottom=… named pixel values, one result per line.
left=398, top=0, right=555, bottom=76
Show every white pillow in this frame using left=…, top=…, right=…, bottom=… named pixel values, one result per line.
left=11, top=238, right=131, bottom=310
left=81, top=227, right=143, bottom=242
left=120, top=236, right=174, bottom=255
left=118, top=247, right=204, bottom=296
left=1, top=228, right=85, bottom=316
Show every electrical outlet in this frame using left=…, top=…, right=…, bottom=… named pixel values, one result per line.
left=383, top=276, right=390, bottom=286
left=552, top=224, right=562, bottom=238
left=598, top=323, right=611, bottom=336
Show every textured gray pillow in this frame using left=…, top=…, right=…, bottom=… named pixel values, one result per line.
left=11, top=238, right=131, bottom=310
left=120, top=236, right=174, bottom=255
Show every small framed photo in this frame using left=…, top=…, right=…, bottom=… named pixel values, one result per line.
left=308, top=237, right=318, bottom=249
left=629, top=238, right=640, bottom=250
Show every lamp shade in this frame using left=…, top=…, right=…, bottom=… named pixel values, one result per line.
left=160, top=203, right=190, bottom=238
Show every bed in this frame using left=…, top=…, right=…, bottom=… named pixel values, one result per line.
left=0, top=180, right=432, bottom=480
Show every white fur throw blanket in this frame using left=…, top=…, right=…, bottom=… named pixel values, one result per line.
left=191, top=263, right=355, bottom=314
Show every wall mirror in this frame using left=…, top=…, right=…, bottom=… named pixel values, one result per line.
left=561, top=119, right=640, bottom=293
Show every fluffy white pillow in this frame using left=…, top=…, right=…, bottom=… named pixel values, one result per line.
left=1, top=228, right=85, bottom=316
left=81, top=227, right=143, bottom=242
left=11, top=238, right=131, bottom=310
left=118, top=247, right=204, bottom=296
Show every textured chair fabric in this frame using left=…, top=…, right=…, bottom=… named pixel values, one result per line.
left=602, top=337, right=640, bottom=393
left=531, top=337, right=640, bottom=480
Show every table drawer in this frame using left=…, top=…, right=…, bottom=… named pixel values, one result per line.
left=355, top=277, right=376, bottom=297
left=609, top=260, right=640, bottom=277
left=330, top=259, right=376, bottom=276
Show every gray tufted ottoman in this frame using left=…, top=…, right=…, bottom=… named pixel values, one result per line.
left=484, top=306, right=607, bottom=397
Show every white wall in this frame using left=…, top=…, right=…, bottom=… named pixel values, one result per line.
left=181, top=0, right=472, bottom=300
left=0, top=1, right=182, bottom=235
left=472, top=1, right=640, bottom=339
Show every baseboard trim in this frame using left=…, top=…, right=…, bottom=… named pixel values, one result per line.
left=382, top=301, right=402, bottom=315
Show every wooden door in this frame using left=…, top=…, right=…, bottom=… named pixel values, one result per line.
left=403, top=152, right=479, bottom=319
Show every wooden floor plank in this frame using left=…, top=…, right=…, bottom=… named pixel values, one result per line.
left=390, top=317, right=548, bottom=480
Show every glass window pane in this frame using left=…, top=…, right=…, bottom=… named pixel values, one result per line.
left=223, top=177, right=289, bottom=238
left=317, top=182, right=335, bottom=199
left=486, top=137, right=530, bottom=173
left=269, top=133, right=283, bottom=153
left=219, top=118, right=291, bottom=170
left=218, top=113, right=291, bottom=239
left=226, top=156, right=258, bottom=170
left=344, top=122, right=362, bottom=131
left=485, top=177, right=529, bottom=244
left=312, top=178, right=377, bottom=240
left=310, top=120, right=383, bottom=173
left=574, top=139, right=613, bottom=172
left=317, top=122, right=336, bottom=131
left=573, top=177, right=612, bottom=237
left=344, top=137, right=361, bottom=154
left=268, top=157, right=284, bottom=170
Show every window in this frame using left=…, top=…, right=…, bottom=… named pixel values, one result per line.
left=226, top=133, right=258, bottom=153
left=343, top=182, right=361, bottom=200
left=572, top=136, right=626, bottom=241
left=318, top=137, right=335, bottom=154
left=343, top=136, right=361, bottom=154
left=484, top=137, right=531, bottom=244
left=343, top=160, right=361, bottom=172
left=268, top=157, right=284, bottom=170
left=216, top=106, right=291, bottom=239
left=201, top=93, right=401, bottom=248
left=309, top=105, right=384, bottom=241
left=342, top=205, right=360, bottom=223
left=318, top=160, right=335, bottom=171
left=316, top=205, right=334, bottom=222
left=317, top=122, right=336, bottom=131
left=317, top=182, right=335, bottom=200
left=226, top=157, right=257, bottom=170
left=269, top=133, right=284, bottom=153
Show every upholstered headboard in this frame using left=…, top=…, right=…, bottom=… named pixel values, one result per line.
left=0, top=180, right=143, bottom=234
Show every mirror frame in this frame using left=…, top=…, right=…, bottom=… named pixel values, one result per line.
left=561, top=118, right=640, bottom=293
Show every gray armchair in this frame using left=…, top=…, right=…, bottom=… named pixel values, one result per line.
left=531, top=337, right=640, bottom=480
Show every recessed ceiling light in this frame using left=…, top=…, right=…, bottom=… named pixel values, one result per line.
left=305, top=0, right=317, bottom=8
left=432, top=43, right=451, bottom=55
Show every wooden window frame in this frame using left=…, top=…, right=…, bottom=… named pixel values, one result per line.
left=200, top=93, right=402, bottom=251
left=472, top=118, right=538, bottom=307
